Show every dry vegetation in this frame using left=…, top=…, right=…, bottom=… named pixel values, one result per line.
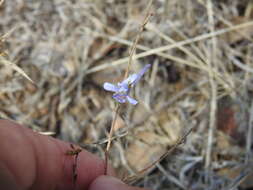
left=1, top=0, right=253, bottom=189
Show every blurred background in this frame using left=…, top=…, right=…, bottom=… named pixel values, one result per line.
left=1, top=0, right=253, bottom=189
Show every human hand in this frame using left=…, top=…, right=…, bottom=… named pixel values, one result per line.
left=0, top=119, right=148, bottom=190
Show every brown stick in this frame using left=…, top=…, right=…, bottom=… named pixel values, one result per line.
left=124, top=1, right=153, bottom=79
left=65, top=144, right=82, bottom=188
left=123, top=128, right=193, bottom=184
left=104, top=104, right=120, bottom=174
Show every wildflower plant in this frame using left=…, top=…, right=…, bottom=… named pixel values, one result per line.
left=103, top=1, right=153, bottom=175
left=103, top=64, right=151, bottom=105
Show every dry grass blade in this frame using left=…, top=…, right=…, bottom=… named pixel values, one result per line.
left=0, top=56, right=34, bottom=83
left=145, top=23, right=205, bottom=70
left=81, top=130, right=128, bottom=146
left=230, top=56, right=253, bottom=73
left=205, top=0, right=217, bottom=177
left=246, top=100, right=253, bottom=157
left=123, top=128, right=193, bottom=184
left=86, top=21, right=253, bottom=74
left=0, top=27, right=17, bottom=41
left=156, top=163, right=186, bottom=189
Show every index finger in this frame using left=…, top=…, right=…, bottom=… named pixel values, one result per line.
left=0, top=119, right=111, bottom=190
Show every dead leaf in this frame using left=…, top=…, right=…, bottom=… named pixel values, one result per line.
left=114, top=116, right=125, bottom=132
left=126, top=139, right=165, bottom=172
left=217, top=97, right=247, bottom=146
left=158, top=111, right=182, bottom=145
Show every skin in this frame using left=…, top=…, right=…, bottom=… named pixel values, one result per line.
left=0, top=119, right=148, bottom=190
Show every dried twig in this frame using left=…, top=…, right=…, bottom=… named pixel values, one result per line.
left=124, top=0, right=153, bottom=79
left=104, top=103, right=120, bottom=174
left=65, top=144, right=82, bottom=189
left=123, top=128, right=193, bottom=184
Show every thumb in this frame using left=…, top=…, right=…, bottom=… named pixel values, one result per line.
left=88, top=176, right=150, bottom=190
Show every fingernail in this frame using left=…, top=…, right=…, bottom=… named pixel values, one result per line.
left=89, top=175, right=125, bottom=190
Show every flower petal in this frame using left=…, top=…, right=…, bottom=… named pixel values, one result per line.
left=103, top=82, right=119, bottom=92
left=121, top=74, right=138, bottom=86
left=113, top=93, right=127, bottom=103
left=132, top=64, right=151, bottom=85
left=126, top=96, right=138, bottom=105
left=140, top=64, right=151, bottom=76
left=118, top=83, right=129, bottom=93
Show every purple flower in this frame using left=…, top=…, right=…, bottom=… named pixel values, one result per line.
left=103, top=64, right=151, bottom=105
